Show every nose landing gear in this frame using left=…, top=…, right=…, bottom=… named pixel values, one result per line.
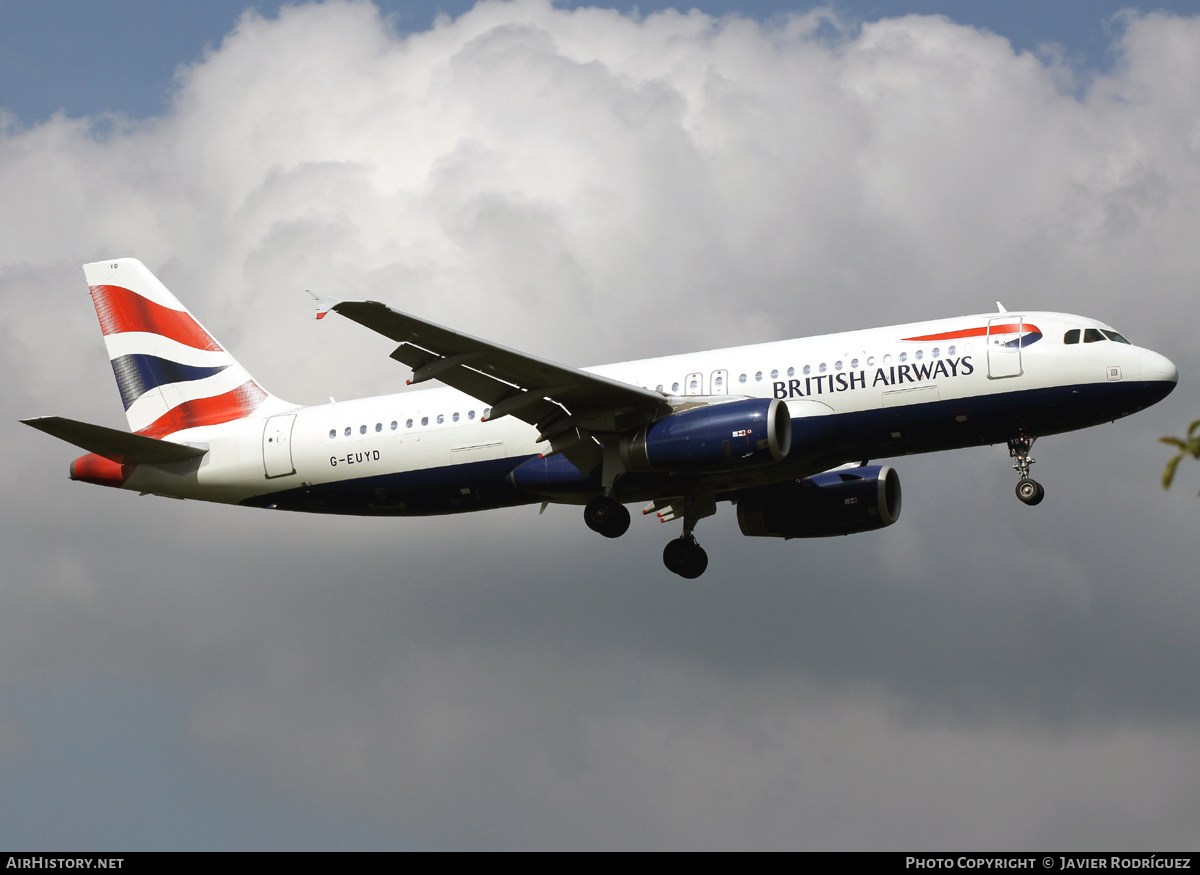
left=1008, top=434, right=1044, bottom=506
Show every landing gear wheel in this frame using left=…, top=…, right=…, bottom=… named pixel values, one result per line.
left=584, top=496, right=630, bottom=538
left=663, top=537, right=709, bottom=579
left=1016, top=478, right=1044, bottom=506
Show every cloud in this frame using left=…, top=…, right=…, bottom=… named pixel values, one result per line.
left=2, top=0, right=1199, bottom=848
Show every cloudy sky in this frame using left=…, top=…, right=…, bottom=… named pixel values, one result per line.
left=3, top=0, right=1199, bottom=850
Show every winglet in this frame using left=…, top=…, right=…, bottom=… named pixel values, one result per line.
left=995, top=301, right=1008, bottom=313
left=308, top=290, right=343, bottom=321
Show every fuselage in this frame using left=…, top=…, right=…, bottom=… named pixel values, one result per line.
left=106, top=309, right=1177, bottom=516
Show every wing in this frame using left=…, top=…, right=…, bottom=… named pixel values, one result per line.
left=316, top=297, right=670, bottom=473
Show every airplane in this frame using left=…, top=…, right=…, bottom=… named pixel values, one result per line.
left=23, top=258, right=1179, bottom=578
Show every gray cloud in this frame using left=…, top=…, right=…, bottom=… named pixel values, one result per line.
left=2, top=0, right=1199, bottom=849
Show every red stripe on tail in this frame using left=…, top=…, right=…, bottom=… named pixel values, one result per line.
left=90, top=284, right=222, bottom=351
left=136, top=381, right=268, bottom=439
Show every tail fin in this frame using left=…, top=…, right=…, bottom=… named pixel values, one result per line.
left=84, top=258, right=287, bottom=438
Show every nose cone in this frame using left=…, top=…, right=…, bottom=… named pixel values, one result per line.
left=1140, top=350, right=1179, bottom=385
left=1137, top=350, right=1178, bottom=409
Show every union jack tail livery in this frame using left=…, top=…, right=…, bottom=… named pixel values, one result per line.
left=83, top=259, right=287, bottom=438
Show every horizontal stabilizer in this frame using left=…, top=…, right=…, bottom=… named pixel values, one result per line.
left=21, top=416, right=208, bottom=464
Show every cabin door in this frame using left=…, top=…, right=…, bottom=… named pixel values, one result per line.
left=262, top=414, right=297, bottom=478
left=986, top=317, right=1023, bottom=379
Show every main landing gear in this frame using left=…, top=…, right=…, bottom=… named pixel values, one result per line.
left=583, top=492, right=716, bottom=578
left=1008, top=433, right=1044, bottom=506
left=648, top=494, right=716, bottom=579
left=584, top=495, right=631, bottom=538
left=662, top=535, right=708, bottom=579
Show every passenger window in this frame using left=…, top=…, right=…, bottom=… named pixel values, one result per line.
left=421, top=416, right=429, bottom=426
left=1084, top=328, right=1105, bottom=343
left=329, top=429, right=336, bottom=439
left=453, top=412, right=460, bottom=422
left=375, top=423, right=382, bottom=432
left=406, top=419, right=413, bottom=428
left=344, top=427, right=351, bottom=437
left=1064, top=329, right=1080, bottom=344
left=437, top=414, right=444, bottom=424
left=359, top=425, right=367, bottom=434
left=391, top=421, right=398, bottom=430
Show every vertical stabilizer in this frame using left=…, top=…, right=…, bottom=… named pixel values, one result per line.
left=83, top=258, right=288, bottom=438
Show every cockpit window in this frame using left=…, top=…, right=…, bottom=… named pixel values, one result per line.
left=1064, top=329, right=1080, bottom=344
left=1083, top=328, right=1105, bottom=343
left=1101, top=330, right=1131, bottom=344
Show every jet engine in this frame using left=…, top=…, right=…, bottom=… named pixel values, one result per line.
left=736, top=465, right=902, bottom=538
left=620, top=398, right=792, bottom=473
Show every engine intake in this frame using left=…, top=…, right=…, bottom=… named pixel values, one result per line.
left=621, top=398, right=792, bottom=473
left=737, top=464, right=902, bottom=538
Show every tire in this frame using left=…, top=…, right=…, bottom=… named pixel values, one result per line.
left=1016, top=478, right=1045, bottom=506
left=584, top=496, right=630, bottom=538
left=663, top=538, right=708, bottom=578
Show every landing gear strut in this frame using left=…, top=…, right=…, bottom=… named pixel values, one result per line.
left=1008, top=433, right=1044, bottom=506
left=584, top=495, right=631, bottom=538
left=656, top=494, right=716, bottom=578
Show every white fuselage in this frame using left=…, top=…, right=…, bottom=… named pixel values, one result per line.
left=116, top=310, right=1176, bottom=513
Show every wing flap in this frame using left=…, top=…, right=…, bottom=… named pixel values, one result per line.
left=320, top=298, right=670, bottom=473
left=22, top=416, right=208, bottom=464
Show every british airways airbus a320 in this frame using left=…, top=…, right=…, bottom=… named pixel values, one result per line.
left=24, top=259, right=1178, bottom=578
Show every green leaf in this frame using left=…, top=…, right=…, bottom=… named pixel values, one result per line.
left=1163, top=455, right=1182, bottom=489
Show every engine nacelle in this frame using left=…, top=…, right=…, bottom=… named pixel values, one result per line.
left=737, top=464, right=902, bottom=539
left=620, top=398, right=792, bottom=473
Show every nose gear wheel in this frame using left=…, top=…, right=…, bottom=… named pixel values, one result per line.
left=1008, top=434, right=1044, bottom=506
